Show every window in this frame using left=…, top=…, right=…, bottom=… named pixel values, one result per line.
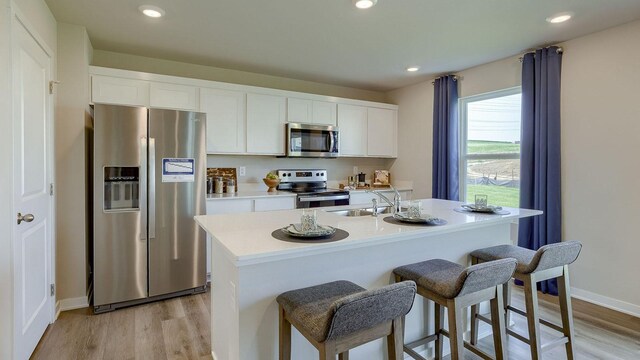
left=459, top=88, right=521, bottom=207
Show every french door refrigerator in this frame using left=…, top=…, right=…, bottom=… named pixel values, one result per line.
left=92, top=104, right=207, bottom=313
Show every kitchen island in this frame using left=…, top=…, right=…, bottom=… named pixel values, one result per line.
left=195, top=199, right=541, bottom=360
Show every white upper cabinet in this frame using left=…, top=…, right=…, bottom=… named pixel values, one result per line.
left=312, top=101, right=337, bottom=126
left=246, top=93, right=286, bottom=155
left=200, top=88, right=246, bottom=154
left=287, top=98, right=312, bottom=124
left=91, top=75, right=149, bottom=106
left=367, top=107, right=397, bottom=157
left=287, top=98, right=337, bottom=126
left=337, top=104, right=368, bottom=156
left=150, top=82, right=198, bottom=111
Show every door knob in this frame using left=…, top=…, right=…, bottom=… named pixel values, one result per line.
left=17, top=212, right=34, bottom=225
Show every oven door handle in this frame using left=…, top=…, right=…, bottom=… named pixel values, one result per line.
left=298, top=195, right=350, bottom=202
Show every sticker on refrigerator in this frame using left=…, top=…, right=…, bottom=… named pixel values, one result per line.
left=162, top=158, right=195, bottom=182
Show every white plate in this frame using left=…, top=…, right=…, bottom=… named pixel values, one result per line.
left=281, top=224, right=336, bottom=238
left=461, top=204, right=503, bottom=213
left=394, top=212, right=438, bottom=223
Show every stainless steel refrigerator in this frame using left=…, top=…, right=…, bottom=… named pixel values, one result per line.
left=92, top=104, right=207, bottom=313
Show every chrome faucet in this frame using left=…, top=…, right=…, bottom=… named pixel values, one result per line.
left=366, top=186, right=402, bottom=214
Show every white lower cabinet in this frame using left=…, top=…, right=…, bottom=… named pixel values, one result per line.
left=254, top=197, right=296, bottom=212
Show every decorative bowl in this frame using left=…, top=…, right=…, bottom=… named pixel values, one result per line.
left=263, top=178, right=280, bottom=192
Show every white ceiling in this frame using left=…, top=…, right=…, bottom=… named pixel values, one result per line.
left=46, top=0, right=640, bottom=92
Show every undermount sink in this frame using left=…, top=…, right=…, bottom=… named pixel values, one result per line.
left=328, top=206, right=396, bottom=217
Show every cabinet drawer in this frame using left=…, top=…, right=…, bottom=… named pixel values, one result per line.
left=206, top=199, right=253, bottom=214
left=254, top=197, right=295, bottom=212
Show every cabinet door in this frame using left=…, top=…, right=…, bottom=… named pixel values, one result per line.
left=91, top=75, right=149, bottom=106
left=349, top=192, right=377, bottom=205
left=200, top=88, right=246, bottom=154
left=246, top=93, right=286, bottom=155
left=287, top=98, right=312, bottom=123
left=313, top=101, right=337, bottom=126
left=337, top=104, right=368, bottom=156
left=150, top=82, right=198, bottom=111
left=367, top=108, right=397, bottom=157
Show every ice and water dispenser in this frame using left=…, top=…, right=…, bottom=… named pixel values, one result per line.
left=103, top=167, right=140, bottom=211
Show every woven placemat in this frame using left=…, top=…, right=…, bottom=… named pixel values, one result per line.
left=453, top=208, right=510, bottom=215
left=271, top=228, right=349, bottom=243
left=382, top=216, right=447, bottom=226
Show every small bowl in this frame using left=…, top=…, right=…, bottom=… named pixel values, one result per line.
left=263, top=178, right=280, bottom=192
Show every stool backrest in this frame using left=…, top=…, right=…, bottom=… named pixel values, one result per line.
left=457, top=258, right=517, bottom=297
left=532, top=240, right=582, bottom=272
left=326, top=281, right=416, bottom=340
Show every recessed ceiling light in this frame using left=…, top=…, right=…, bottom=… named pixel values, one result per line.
left=546, top=12, right=573, bottom=24
left=139, top=5, right=165, bottom=18
left=406, top=66, right=420, bottom=72
left=353, top=0, right=377, bottom=9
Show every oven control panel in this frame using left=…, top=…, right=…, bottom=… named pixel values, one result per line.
left=277, top=169, right=327, bottom=183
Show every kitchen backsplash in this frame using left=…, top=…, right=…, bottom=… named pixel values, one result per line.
left=207, top=155, right=395, bottom=184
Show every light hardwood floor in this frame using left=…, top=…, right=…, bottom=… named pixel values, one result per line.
left=31, top=286, right=639, bottom=359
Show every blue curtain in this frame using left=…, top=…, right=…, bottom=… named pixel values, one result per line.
left=432, top=76, right=459, bottom=200
left=518, top=47, right=563, bottom=295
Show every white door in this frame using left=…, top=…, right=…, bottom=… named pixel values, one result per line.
left=246, top=93, right=286, bottom=155
left=12, top=17, right=54, bottom=360
left=337, top=104, right=368, bottom=156
left=200, top=88, right=246, bottom=153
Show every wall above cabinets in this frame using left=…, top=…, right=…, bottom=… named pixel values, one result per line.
left=89, top=66, right=398, bottom=158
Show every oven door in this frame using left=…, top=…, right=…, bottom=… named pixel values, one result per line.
left=287, top=123, right=339, bottom=158
left=296, top=194, right=350, bottom=208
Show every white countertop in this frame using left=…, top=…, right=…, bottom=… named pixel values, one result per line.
left=195, top=199, right=541, bottom=266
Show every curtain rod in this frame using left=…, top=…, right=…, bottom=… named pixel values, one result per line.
left=519, top=46, right=563, bottom=62
left=431, top=75, right=458, bottom=85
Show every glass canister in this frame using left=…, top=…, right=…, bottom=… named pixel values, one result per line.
left=206, top=177, right=214, bottom=195
left=214, top=177, right=224, bottom=194
left=226, top=178, right=236, bottom=193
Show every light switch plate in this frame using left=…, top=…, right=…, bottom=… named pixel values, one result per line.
left=239, top=166, right=246, bottom=176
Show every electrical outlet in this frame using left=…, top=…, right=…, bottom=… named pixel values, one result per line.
left=239, top=166, right=246, bottom=176
left=353, top=166, right=358, bottom=175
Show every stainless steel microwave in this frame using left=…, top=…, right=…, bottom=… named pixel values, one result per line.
left=286, top=123, right=339, bottom=158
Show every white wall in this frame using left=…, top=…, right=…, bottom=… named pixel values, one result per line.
left=387, top=20, right=640, bottom=315
left=386, top=81, right=434, bottom=198
left=560, top=20, right=640, bottom=315
left=92, top=50, right=388, bottom=103
left=208, top=155, right=394, bottom=186
left=55, top=23, right=92, bottom=306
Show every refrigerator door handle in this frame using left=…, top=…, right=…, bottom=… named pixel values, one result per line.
left=149, top=137, right=156, bottom=240
left=140, top=137, right=148, bottom=240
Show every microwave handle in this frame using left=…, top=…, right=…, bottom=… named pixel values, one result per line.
left=329, top=131, right=335, bottom=152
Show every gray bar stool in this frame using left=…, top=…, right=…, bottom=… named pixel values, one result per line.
left=276, top=280, right=417, bottom=360
left=470, top=240, right=582, bottom=360
left=393, top=258, right=517, bottom=360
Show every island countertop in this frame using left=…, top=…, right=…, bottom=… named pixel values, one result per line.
left=194, top=199, right=541, bottom=266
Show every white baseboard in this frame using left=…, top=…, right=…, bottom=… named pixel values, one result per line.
left=57, top=296, right=89, bottom=314
left=571, top=287, right=640, bottom=318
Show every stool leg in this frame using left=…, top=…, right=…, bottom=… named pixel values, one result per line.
left=447, top=299, right=465, bottom=360
left=470, top=257, right=480, bottom=345
left=338, top=351, right=349, bottom=360
left=503, top=278, right=512, bottom=326
left=320, top=341, right=336, bottom=360
left=387, top=317, right=404, bottom=360
left=434, top=303, right=444, bottom=360
left=279, top=305, right=291, bottom=360
left=490, top=285, right=508, bottom=360
left=558, top=265, right=575, bottom=360
left=523, top=274, right=542, bottom=360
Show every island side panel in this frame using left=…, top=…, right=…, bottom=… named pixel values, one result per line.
left=233, top=222, right=511, bottom=360
left=211, top=237, right=240, bottom=360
